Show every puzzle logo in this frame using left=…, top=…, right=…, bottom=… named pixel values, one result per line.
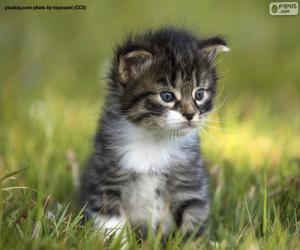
left=269, top=2, right=298, bottom=15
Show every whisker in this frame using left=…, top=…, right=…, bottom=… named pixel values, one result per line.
left=204, top=110, right=241, bottom=121
left=202, top=122, right=222, bottom=130
left=199, top=126, right=218, bottom=145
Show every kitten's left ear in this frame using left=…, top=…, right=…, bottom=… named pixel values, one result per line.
left=118, top=50, right=152, bottom=83
left=198, top=37, right=229, bottom=63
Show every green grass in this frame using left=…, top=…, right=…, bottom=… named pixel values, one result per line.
left=1, top=0, right=300, bottom=249
left=0, top=88, right=299, bottom=250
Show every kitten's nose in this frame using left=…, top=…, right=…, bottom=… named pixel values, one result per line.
left=183, top=113, right=195, bottom=121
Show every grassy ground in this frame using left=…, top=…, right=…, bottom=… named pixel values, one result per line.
left=1, top=1, right=300, bottom=249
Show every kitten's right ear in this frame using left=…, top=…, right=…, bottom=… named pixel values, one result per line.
left=118, top=50, right=152, bottom=83
left=198, top=37, right=229, bottom=63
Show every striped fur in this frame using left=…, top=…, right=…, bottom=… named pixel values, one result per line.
left=79, top=27, right=228, bottom=239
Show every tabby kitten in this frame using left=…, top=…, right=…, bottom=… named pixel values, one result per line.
left=79, top=27, right=228, bottom=239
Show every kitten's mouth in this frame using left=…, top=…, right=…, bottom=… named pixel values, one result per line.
left=178, top=121, right=193, bottom=129
left=168, top=121, right=198, bottom=132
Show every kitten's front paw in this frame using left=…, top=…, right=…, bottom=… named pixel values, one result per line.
left=178, top=219, right=207, bottom=242
left=93, top=215, right=128, bottom=249
left=93, top=215, right=126, bottom=237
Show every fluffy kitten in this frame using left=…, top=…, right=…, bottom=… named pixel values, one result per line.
left=79, top=27, right=228, bottom=239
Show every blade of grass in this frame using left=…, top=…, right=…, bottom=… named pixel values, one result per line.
left=0, top=167, right=28, bottom=183
left=263, top=170, right=268, bottom=234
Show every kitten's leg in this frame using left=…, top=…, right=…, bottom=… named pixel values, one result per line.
left=173, top=198, right=209, bottom=238
left=168, top=163, right=210, bottom=238
left=80, top=157, right=130, bottom=238
left=83, top=189, right=126, bottom=237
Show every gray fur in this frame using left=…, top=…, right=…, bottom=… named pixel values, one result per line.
left=79, top=27, right=228, bottom=238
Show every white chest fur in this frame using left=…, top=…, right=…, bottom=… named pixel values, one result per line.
left=122, top=173, right=173, bottom=231
left=116, top=121, right=196, bottom=174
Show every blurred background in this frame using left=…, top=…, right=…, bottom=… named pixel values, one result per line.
left=1, top=0, right=300, bottom=190
left=0, top=0, right=300, bottom=231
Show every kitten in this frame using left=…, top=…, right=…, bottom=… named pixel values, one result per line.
left=79, top=27, right=228, bottom=239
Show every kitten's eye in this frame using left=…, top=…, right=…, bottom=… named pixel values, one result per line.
left=195, top=89, right=205, bottom=101
left=160, top=92, right=175, bottom=102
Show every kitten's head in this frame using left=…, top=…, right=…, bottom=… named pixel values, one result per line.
left=111, top=27, right=229, bottom=136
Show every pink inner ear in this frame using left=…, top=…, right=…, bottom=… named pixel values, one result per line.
left=123, top=56, right=140, bottom=75
left=119, top=51, right=152, bottom=82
